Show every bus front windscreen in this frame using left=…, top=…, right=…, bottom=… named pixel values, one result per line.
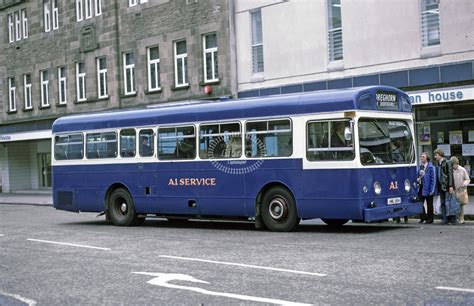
left=358, top=118, right=415, bottom=165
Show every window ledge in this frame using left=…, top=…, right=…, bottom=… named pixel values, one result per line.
left=120, top=93, right=137, bottom=99
left=7, top=110, right=18, bottom=114
left=327, top=60, right=344, bottom=72
left=420, top=45, right=442, bottom=59
left=145, top=89, right=162, bottom=94
left=39, top=105, right=51, bottom=110
left=250, top=74, right=265, bottom=83
left=56, top=102, right=67, bottom=107
left=171, top=85, right=190, bottom=91
left=22, top=107, right=34, bottom=112
left=199, top=80, right=220, bottom=86
left=75, top=97, right=110, bottom=104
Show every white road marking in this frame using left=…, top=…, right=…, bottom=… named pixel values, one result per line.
left=0, top=234, right=4, bottom=236
left=0, top=291, right=37, bottom=306
left=159, top=255, right=326, bottom=277
left=133, top=272, right=312, bottom=306
left=436, top=286, right=474, bottom=293
left=27, top=239, right=111, bottom=251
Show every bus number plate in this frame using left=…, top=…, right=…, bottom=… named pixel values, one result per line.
left=387, top=197, right=401, bottom=205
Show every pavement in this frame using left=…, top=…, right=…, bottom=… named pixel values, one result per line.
left=1, top=191, right=473, bottom=219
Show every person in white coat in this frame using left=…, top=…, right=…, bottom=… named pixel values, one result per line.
left=449, top=156, right=470, bottom=224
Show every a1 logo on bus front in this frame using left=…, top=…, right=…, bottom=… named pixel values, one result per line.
left=207, top=134, right=266, bottom=175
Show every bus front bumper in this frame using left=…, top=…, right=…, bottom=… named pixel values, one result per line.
left=364, top=203, right=423, bottom=223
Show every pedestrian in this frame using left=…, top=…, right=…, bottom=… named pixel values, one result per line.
left=433, top=148, right=455, bottom=225
left=418, top=152, right=436, bottom=224
left=449, top=156, right=470, bottom=224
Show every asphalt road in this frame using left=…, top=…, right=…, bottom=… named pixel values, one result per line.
left=1, top=204, right=473, bottom=305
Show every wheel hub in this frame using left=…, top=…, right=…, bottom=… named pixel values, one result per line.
left=269, top=197, right=287, bottom=220
left=120, top=202, right=128, bottom=213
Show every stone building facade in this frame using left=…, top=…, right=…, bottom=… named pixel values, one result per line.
left=0, top=0, right=235, bottom=192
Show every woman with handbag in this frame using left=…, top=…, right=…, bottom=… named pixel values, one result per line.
left=450, top=156, right=471, bottom=224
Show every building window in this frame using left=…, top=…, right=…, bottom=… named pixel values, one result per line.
left=97, top=57, right=108, bottom=98
left=58, top=66, right=67, bottom=105
left=21, top=9, right=28, bottom=38
left=77, top=0, right=101, bottom=21
left=8, top=14, right=14, bottom=43
left=15, top=12, right=21, bottom=41
left=129, top=0, right=148, bottom=7
left=44, top=0, right=51, bottom=32
left=147, top=46, right=160, bottom=91
left=76, top=0, right=83, bottom=21
left=251, top=10, right=264, bottom=74
left=76, top=62, right=86, bottom=101
left=8, top=77, right=17, bottom=112
left=24, top=74, right=32, bottom=110
left=40, top=70, right=50, bottom=107
left=95, top=0, right=102, bottom=16
left=174, top=40, right=188, bottom=87
left=8, top=10, right=29, bottom=42
left=328, top=0, right=343, bottom=61
left=421, top=0, right=440, bottom=47
left=123, top=52, right=136, bottom=95
left=52, top=0, right=59, bottom=29
left=85, top=0, right=92, bottom=19
left=203, top=33, right=218, bottom=83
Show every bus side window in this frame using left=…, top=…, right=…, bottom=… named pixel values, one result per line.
left=86, top=132, right=117, bottom=159
left=54, top=134, right=84, bottom=160
left=307, top=120, right=354, bottom=161
left=199, top=123, right=241, bottom=159
left=245, top=119, right=292, bottom=158
left=120, top=129, right=136, bottom=158
left=158, top=125, right=195, bottom=160
left=139, top=129, right=155, bottom=157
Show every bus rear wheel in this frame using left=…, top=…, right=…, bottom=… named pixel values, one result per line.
left=321, top=219, right=349, bottom=227
left=108, top=188, right=142, bottom=226
left=261, top=187, right=299, bottom=232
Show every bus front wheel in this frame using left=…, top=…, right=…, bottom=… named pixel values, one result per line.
left=261, top=187, right=299, bottom=232
left=108, top=188, right=143, bottom=226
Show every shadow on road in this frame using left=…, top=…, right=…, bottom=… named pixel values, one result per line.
left=58, top=218, right=409, bottom=234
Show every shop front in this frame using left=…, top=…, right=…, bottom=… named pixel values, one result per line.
left=0, top=130, right=52, bottom=193
left=409, top=85, right=474, bottom=196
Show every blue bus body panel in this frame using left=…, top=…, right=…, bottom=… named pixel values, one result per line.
left=53, top=159, right=422, bottom=222
left=52, top=86, right=410, bottom=133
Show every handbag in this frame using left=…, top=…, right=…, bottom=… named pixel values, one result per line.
left=456, top=187, right=468, bottom=205
left=445, top=194, right=460, bottom=217
left=433, top=195, right=441, bottom=215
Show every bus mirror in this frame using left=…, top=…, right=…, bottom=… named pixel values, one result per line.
left=344, top=127, right=352, bottom=141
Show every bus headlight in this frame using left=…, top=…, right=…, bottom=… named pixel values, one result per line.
left=374, top=182, right=382, bottom=195
left=405, top=179, right=411, bottom=192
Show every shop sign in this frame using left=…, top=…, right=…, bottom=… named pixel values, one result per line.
left=408, top=85, right=474, bottom=105
left=0, top=130, right=51, bottom=142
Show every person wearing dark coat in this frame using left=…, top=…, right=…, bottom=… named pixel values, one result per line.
left=433, top=148, right=455, bottom=225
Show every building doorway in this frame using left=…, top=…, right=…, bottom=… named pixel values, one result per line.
left=38, top=153, right=52, bottom=188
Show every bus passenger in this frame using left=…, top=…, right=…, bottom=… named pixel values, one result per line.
left=141, top=138, right=152, bottom=157
left=331, top=121, right=347, bottom=147
left=176, top=133, right=195, bottom=158
left=391, top=140, right=404, bottom=162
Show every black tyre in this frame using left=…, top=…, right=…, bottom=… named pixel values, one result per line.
left=261, top=187, right=299, bottom=232
left=108, top=188, right=141, bottom=226
left=321, top=218, right=349, bottom=227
